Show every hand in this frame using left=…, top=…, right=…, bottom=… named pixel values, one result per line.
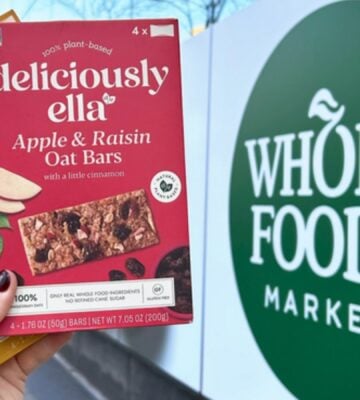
left=0, top=270, right=72, bottom=400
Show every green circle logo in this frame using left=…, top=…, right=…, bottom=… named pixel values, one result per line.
left=230, top=2, right=360, bottom=399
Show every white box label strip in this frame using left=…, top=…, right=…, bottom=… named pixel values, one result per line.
left=8, top=278, right=175, bottom=316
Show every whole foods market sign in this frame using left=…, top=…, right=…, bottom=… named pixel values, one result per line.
left=230, top=2, right=360, bottom=398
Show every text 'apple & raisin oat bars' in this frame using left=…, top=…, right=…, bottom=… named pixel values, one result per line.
left=18, top=189, right=159, bottom=275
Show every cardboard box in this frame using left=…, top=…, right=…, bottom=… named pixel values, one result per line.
left=0, top=9, right=45, bottom=364
left=0, top=9, right=20, bottom=23
left=0, top=18, right=192, bottom=335
left=0, top=335, right=45, bottom=364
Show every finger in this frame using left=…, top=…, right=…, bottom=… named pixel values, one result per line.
left=15, top=332, right=73, bottom=376
left=0, top=270, right=17, bottom=322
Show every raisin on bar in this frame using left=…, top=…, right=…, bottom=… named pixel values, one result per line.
left=18, top=189, right=159, bottom=275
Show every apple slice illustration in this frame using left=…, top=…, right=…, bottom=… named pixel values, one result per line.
left=0, top=198, right=25, bottom=214
left=0, top=168, right=41, bottom=200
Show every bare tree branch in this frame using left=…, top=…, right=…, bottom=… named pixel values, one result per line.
left=22, top=0, right=42, bottom=19
left=215, top=0, right=228, bottom=21
left=51, top=0, right=250, bottom=36
left=185, top=0, right=194, bottom=33
left=55, top=0, right=87, bottom=19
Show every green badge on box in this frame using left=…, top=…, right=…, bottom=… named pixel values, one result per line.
left=230, top=2, right=360, bottom=399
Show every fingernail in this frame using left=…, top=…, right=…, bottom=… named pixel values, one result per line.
left=11, top=270, right=25, bottom=286
left=0, top=270, right=10, bottom=292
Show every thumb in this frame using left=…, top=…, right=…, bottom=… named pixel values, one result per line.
left=0, top=270, right=17, bottom=322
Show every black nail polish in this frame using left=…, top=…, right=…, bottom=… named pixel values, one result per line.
left=11, top=270, right=25, bottom=286
left=0, top=270, right=10, bottom=292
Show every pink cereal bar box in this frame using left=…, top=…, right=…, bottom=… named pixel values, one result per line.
left=0, top=16, right=192, bottom=335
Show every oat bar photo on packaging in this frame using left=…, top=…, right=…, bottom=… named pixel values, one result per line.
left=18, top=189, right=159, bottom=275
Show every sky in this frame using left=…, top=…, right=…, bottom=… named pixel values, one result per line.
left=0, top=0, right=256, bottom=40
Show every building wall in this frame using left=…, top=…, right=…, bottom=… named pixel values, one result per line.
left=108, top=1, right=342, bottom=399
